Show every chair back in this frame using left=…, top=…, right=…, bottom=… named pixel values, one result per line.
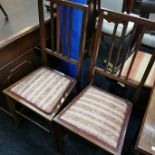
left=141, top=0, right=155, bottom=18
left=38, top=0, right=88, bottom=81
left=140, top=0, right=155, bottom=48
left=89, top=8, right=155, bottom=102
left=100, top=0, right=133, bottom=13
left=100, top=0, right=124, bottom=12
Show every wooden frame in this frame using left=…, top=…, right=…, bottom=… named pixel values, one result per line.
left=54, top=8, right=155, bottom=155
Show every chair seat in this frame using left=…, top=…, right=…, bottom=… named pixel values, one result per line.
left=55, top=86, right=132, bottom=154
left=3, top=67, right=75, bottom=119
left=120, top=51, right=155, bottom=87
left=142, top=33, right=155, bottom=48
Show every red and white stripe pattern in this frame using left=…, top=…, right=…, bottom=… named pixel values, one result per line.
left=9, top=67, right=71, bottom=114
left=121, top=51, right=155, bottom=87
left=60, top=86, right=128, bottom=148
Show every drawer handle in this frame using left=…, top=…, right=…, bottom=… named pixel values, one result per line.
left=10, top=60, right=31, bottom=73
left=7, top=60, right=32, bottom=81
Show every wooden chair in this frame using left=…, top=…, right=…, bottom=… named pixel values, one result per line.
left=2, top=0, right=88, bottom=149
left=140, top=0, right=155, bottom=49
left=54, top=9, right=155, bottom=155
left=0, top=4, right=8, bottom=20
left=123, top=0, right=142, bottom=15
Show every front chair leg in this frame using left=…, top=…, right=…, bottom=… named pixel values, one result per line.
left=5, top=96, right=19, bottom=127
left=50, top=122, right=64, bottom=154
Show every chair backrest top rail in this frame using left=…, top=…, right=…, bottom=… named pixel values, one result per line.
left=100, top=8, right=155, bottom=29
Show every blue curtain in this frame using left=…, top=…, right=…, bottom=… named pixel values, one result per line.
left=60, top=0, right=87, bottom=78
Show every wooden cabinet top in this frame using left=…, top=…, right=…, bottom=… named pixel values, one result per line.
left=0, top=0, right=49, bottom=49
left=137, top=83, right=155, bottom=154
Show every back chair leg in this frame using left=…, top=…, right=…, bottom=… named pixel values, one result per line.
left=0, top=4, right=8, bottom=20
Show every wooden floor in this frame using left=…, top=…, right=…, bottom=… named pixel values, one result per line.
left=0, top=0, right=49, bottom=48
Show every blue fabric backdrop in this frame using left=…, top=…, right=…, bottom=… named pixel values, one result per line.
left=60, top=0, right=87, bottom=78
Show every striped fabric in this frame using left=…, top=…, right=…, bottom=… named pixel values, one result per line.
left=9, top=67, right=71, bottom=114
left=60, top=86, right=128, bottom=149
left=121, top=51, right=155, bottom=87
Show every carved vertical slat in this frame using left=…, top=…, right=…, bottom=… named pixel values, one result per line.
left=112, top=22, right=128, bottom=74
left=50, top=0, right=55, bottom=51
left=38, top=0, right=47, bottom=65
left=105, top=22, right=118, bottom=72
left=61, top=6, right=67, bottom=55
left=125, top=29, right=145, bottom=80
left=118, top=24, right=138, bottom=77
left=56, top=1, right=60, bottom=53
left=77, top=7, right=89, bottom=81
left=68, top=8, right=73, bottom=57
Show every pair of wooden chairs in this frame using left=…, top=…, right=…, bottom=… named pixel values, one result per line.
left=3, top=0, right=155, bottom=155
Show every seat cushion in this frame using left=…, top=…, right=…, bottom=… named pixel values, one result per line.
left=120, top=51, right=155, bottom=87
left=6, top=67, right=73, bottom=114
left=55, top=86, right=132, bottom=154
left=142, top=33, right=155, bottom=48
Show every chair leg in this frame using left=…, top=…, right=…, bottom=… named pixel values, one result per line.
left=135, top=151, right=143, bottom=155
left=0, top=4, right=8, bottom=20
left=5, top=96, right=19, bottom=127
left=49, top=122, right=64, bottom=154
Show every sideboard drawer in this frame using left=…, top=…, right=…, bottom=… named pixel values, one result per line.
left=0, top=49, right=36, bottom=89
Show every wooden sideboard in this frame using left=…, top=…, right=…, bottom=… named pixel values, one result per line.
left=0, top=0, right=50, bottom=86
left=0, top=0, right=50, bottom=113
left=0, top=28, right=38, bottom=88
left=136, top=83, right=155, bottom=155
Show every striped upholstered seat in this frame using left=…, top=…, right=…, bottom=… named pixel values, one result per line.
left=120, top=51, right=155, bottom=88
left=5, top=67, right=74, bottom=115
left=55, top=86, right=132, bottom=154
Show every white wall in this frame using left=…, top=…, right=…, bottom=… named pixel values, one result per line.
left=100, top=0, right=124, bottom=12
